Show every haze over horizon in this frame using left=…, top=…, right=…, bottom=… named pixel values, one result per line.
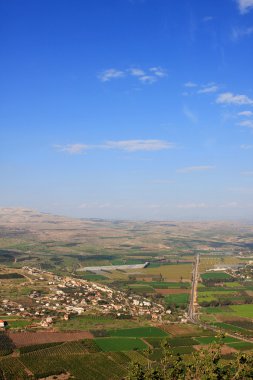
left=1, top=0, right=253, bottom=220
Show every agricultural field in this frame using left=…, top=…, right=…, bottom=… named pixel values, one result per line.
left=94, top=337, right=148, bottom=351
left=108, top=327, right=168, bottom=338
left=1, top=326, right=252, bottom=379
left=1, top=209, right=253, bottom=378
left=198, top=255, right=253, bottom=339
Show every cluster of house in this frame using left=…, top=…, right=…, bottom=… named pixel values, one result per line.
left=0, top=266, right=166, bottom=328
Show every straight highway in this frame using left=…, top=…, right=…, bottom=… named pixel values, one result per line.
left=188, top=253, right=200, bottom=322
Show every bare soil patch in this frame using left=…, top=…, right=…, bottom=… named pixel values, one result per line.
left=162, top=324, right=203, bottom=336
left=39, top=373, right=70, bottom=380
left=9, top=331, right=93, bottom=347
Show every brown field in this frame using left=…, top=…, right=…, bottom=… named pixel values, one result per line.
left=155, top=289, right=190, bottom=295
left=162, top=324, right=206, bottom=336
left=194, top=344, right=237, bottom=355
left=9, top=330, right=93, bottom=347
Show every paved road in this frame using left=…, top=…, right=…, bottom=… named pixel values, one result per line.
left=188, top=254, right=200, bottom=322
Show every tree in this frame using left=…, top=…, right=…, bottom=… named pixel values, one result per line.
left=126, top=336, right=253, bottom=380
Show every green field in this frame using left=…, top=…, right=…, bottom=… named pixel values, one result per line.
left=54, top=315, right=141, bottom=331
left=168, top=337, right=197, bottom=346
left=127, top=284, right=154, bottom=293
left=198, top=290, right=238, bottom=303
left=195, top=336, right=240, bottom=345
left=212, top=322, right=253, bottom=336
left=149, top=282, right=190, bottom=289
left=94, top=338, right=148, bottom=352
left=164, top=293, right=189, bottom=305
left=203, top=306, right=232, bottom=314
left=201, top=272, right=233, bottom=280
left=227, top=342, right=253, bottom=351
left=108, top=327, right=168, bottom=338
left=230, top=305, right=253, bottom=318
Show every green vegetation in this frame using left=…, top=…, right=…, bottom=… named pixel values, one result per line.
left=0, top=273, right=24, bottom=279
left=227, top=342, right=253, bottom=351
left=201, top=272, right=233, bottom=280
left=94, top=337, right=148, bottom=352
left=127, top=340, right=253, bottom=380
left=55, top=314, right=140, bottom=331
left=230, top=304, right=253, bottom=318
left=195, top=336, right=240, bottom=345
left=108, top=327, right=167, bottom=338
left=164, top=293, right=189, bottom=305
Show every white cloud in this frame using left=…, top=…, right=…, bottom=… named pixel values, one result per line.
left=216, top=92, right=253, bottom=105
left=138, top=75, right=157, bottom=84
left=105, top=139, right=174, bottom=152
left=232, top=26, right=253, bottom=40
left=56, top=139, right=174, bottom=154
left=129, top=68, right=145, bottom=77
left=238, top=120, right=253, bottom=128
left=184, top=81, right=198, bottom=88
left=98, top=69, right=125, bottom=82
left=237, top=0, right=253, bottom=14
left=177, top=165, right=215, bottom=173
left=183, top=106, right=198, bottom=123
left=240, top=144, right=253, bottom=149
left=54, top=144, right=89, bottom=154
left=198, top=85, right=218, bottom=94
left=149, top=67, right=167, bottom=77
left=99, top=66, right=167, bottom=85
left=238, top=110, right=253, bottom=117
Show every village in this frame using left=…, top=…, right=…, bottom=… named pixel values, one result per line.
left=0, top=266, right=166, bottom=328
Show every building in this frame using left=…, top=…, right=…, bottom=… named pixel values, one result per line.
left=0, top=320, right=8, bottom=328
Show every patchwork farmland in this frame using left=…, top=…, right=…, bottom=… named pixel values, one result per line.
left=1, top=209, right=253, bottom=378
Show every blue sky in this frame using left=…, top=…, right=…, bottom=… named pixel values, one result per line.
left=1, top=0, right=253, bottom=220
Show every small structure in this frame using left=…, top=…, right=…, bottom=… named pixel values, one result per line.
left=0, top=320, right=8, bottom=328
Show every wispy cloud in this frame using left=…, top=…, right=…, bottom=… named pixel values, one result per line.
left=177, top=165, right=215, bottom=173
left=198, top=85, right=219, bottom=94
left=129, top=68, right=145, bottom=77
left=216, top=92, right=253, bottom=106
left=99, top=66, right=167, bottom=84
left=55, top=139, right=174, bottom=154
left=98, top=69, right=125, bottom=82
left=240, top=144, right=253, bottom=149
left=237, top=0, right=253, bottom=14
left=238, top=110, right=253, bottom=117
left=232, top=26, right=253, bottom=40
left=149, top=67, right=167, bottom=77
left=54, top=144, right=90, bottom=154
left=238, top=120, right=253, bottom=128
left=241, top=171, right=253, bottom=176
left=105, top=139, right=173, bottom=152
left=184, top=81, right=219, bottom=95
left=138, top=75, right=157, bottom=84
left=184, top=81, right=198, bottom=88
left=183, top=105, right=198, bottom=123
